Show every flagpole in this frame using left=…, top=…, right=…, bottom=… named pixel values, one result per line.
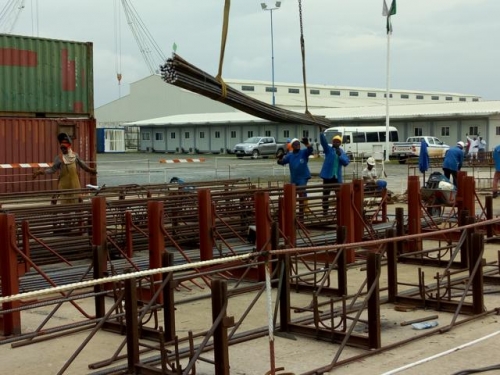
left=385, top=29, right=391, bottom=162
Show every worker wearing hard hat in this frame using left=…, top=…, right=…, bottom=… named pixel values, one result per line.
left=362, top=157, right=387, bottom=190
left=442, top=141, right=465, bottom=187
left=277, top=137, right=314, bottom=189
left=319, top=130, right=350, bottom=215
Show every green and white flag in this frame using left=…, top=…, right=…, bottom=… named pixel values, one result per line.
left=382, top=0, right=397, bottom=34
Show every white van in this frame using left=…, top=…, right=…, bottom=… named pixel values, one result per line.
left=322, top=126, right=399, bottom=158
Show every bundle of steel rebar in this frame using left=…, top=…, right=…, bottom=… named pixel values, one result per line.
left=160, top=54, right=332, bottom=128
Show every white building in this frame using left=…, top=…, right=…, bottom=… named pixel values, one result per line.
left=96, top=75, right=499, bottom=154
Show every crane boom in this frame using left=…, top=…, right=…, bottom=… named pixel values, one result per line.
left=120, top=0, right=166, bottom=75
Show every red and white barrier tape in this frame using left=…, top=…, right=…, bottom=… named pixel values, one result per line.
left=0, top=163, right=52, bottom=169
left=159, top=158, right=205, bottom=164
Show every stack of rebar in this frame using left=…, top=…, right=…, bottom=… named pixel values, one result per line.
left=160, top=54, right=332, bottom=128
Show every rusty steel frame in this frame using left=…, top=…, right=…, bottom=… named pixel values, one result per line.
left=2, top=175, right=500, bottom=374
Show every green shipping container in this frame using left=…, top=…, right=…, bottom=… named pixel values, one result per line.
left=0, top=34, right=93, bottom=117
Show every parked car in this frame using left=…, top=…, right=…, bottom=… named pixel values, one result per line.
left=391, top=136, right=450, bottom=164
left=233, top=137, right=287, bottom=159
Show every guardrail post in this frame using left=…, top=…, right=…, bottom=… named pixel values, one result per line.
left=395, top=207, right=404, bottom=255
left=386, top=228, right=398, bottom=302
left=456, top=171, right=467, bottom=213
left=212, top=279, right=230, bottom=375
left=198, top=188, right=214, bottom=261
left=462, top=176, right=476, bottom=219
left=0, top=213, right=21, bottom=336
left=124, top=270, right=140, bottom=372
left=406, top=176, right=422, bottom=253
left=283, top=184, right=296, bottom=248
left=338, top=183, right=355, bottom=263
left=162, top=252, right=176, bottom=342
left=485, top=195, right=494, bottom=238
left=367, top=252, right=381, bottom=349
left=125, top=211, right=134, bottom=258
left=92, top=196, right=108, bottom=318
left=352, top=179, right=364, bottom=242
left=148, top=201, right=164, bottom=303
left=470, top=233, right=484, bottom=314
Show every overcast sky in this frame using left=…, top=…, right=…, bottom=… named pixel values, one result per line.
left=3, top=0, right=500, bottom=108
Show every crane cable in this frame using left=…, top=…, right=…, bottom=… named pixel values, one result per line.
left=114, top=0, right=123, bottom=87
left=298, top=0, right=310, bottom=116
left=297, top=0, right=327, bottom=129
left=216, top=0, right=230, bottom=100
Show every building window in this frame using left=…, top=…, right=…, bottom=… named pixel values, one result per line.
left=283, top=130, right=290, bottom=138
left=416, top=95, right=424, bottom=100
left=265, top=130, right=271, bottom=136
left=215, top=131, right=221, bottom=138
left=349, top=91, right=359, bottom=97
left=431, top=96, right=439, bottom=100
left=496, top=127, right=500, bottom=136
left=155, top=132, right=163, bottom=141
left=302, top=130, right=309, bottom=138
left=231, top=131, right=236, bottom=138
left=459, top=97, right=466, bottom=102
left=445, top=96, right=453, bottom=101
left=241, top=85, right=255, bottom=91
left=469, top=126, right=479, bottom=135
left=472, top=98, right=479, bottom=102
left=265, top=87, right=277, bottom=92
left=414, top=128, right=423, bottom=136
left=401, top=94, right=409, bottom=99
left=310, top=89, right=320, bottom=95
left=441, top=127, right=450, bottom=136
left=384, top=93, right=393, bottom=98
left=170, top=132, right=176, bottom=139
left=288, top=88, right=300, bottom=94
left=330, top=90, right=341, bottom=96
left=141, top=132, right=150, bottom=141
left=247, top=130, right=253, bottom=138
left=367, top=92, right=377, bottom=98
left=184, top=132, right=190, bottom=139
left=200, top=131, right=205, bottom=139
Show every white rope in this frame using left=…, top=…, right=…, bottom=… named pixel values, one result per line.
left=381, top=329, right=500, bottom=375
left=0, top=252, right=253, bottom=304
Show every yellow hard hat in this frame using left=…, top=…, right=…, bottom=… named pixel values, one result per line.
left=332, top=135, right=342, bottom=143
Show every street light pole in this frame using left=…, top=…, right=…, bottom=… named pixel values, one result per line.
left=261, top=2, right=281, bottom=106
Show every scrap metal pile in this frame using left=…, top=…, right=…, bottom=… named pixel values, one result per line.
left=160, top=53, right=332, bottom=128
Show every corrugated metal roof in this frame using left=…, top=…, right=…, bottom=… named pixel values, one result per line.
left=313, top=100, right=500, bottom=120
left=125, top=100, right=500, bottom=127
left=124, top=111, right=267, bottom=126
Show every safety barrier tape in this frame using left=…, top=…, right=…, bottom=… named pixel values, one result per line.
left=159, top=158, right=205, bottom=164
left=0, top=163, right=52, bottom=169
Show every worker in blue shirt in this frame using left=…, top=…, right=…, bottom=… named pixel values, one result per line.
left=277, top=137, right=313, bottom=188
left=492, top=144, right=500, bottom=198
left=319, top=131, right=350, bottom=214
left=442, top=141, right=465, bottom=187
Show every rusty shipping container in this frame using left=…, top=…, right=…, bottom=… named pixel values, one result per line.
left=0, top=34, right=93, bottom=117
left=0, top=117, right=96, bottom=193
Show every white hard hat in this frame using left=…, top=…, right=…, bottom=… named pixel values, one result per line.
left=457, top=141, right=465, bottom=148
left=367, top=157, right=376, bottom=166
left=290, top=138, right=300, bottom=145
